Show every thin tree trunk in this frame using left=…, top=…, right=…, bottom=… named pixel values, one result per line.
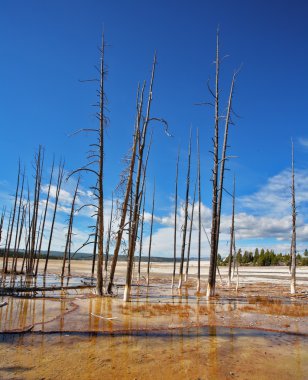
left=172, top=148, right=180, bottom=288
left=206, top=31, right=220, bottom=298
left=178, top=128, right=192, bottom=289
left=62, top=177, right=80, bottom=277
left=228, top=177, right=235, bottom=287
left=3, top=161, right=21, bottom=273
left=44, top=161, right=65, bottom=274
left=3, top=209, right=12, bottom=272
left=91, top=218, right=98, bottom=278
left=123, top=54, right=157, bottom=302
left=197, top=129, right=202, bottom=292
left=290, top=141, right=296, bottom=294
left=96, top=34, right=106, bottom=296
left=104, top=193, right=114, bottom=274
left=12, top=168, right=25, bottom=273
left=35, top=158, right=54, bottom=276
left=107, top=83, right=145, bottom=294
left=0, top=207, right=6, bottom=245
left=138, top=186, right=146, bottom=283
left=213, top=72, right=236, bottom=287
left=185, top=179, right=197, bottom=282
left=146, top=182, right=155, bottom=286
left=28, top=146, right=44, bottom=274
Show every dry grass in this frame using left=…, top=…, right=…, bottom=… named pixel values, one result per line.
left=240, top=296, right=308, bottom=317
left=120, top=303, right=193, bottom=318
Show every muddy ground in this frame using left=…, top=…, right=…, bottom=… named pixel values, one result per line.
left=0, top=260, right=307, bottom=379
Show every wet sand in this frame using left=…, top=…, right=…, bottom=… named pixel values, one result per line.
left=0, top=260, right=308, bottom=379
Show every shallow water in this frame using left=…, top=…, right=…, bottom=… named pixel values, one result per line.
left=0, top=327, right=308, bottom=380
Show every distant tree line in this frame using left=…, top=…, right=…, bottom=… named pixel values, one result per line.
left=219, top=248, right=308, bottom=267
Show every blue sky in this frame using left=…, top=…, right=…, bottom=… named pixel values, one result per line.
left=1, top=0, right=308, bottom=257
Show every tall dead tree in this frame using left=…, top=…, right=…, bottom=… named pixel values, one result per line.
left=35, top=158, right=55, bottom=276
left=69, top=34, right=107, bottom=295
left=290, top=141, right=297, bottom=294
left=44, top=161, right=65, bottom=274
left=137, top=186, right=146, bottom=283
left=0, top=207, right=6, bottom=245
left=178, top=128, right=192, bottom=289
left=61, top=177, right=80, bottom=277
left=197, top=129, right=202, bottom=292
left=206, top=31, right=220, bottom=298
left=123, top=53, right=161, bottom=302
left=172, top=149, right=180, bottom=287
left=228, top=177, right=235, bottom=287
left=185, top=180, right=197, bottom=282
left=146, top=182, right=155, bottom=286
left=104, top=193, right=114, bottom=275
left=11, top=167, right=25, bottom=273
left=107, top=83, right=145, bottom=294
left=3, top=161, right=21, bottom=273
left=207, top=30, right=237, bottom=298
left=27, top=146, right=44, bottom=274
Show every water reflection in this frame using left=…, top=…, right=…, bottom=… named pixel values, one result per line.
left=1, top=327, right=308, bottom=380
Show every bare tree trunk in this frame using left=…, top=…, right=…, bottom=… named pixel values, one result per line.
left=35, top=158, right=54, bottom=276
left=172, top=149, right=180, bottom=288
left=104, top=193, right=114, bottom=275
left=95, top=34, right=106, bottom=296
left=206, top=31, right=220, bottom=298
left=146, top=182, right=155, bottom=286
left=62, top=177, right=80, bottom=277
left=138, top=187, right=146, bottom=283
left=197, top=129, right=201, bottom=292
left=123, top=54, right=157, bottom=302
left=91, top=217, right=98, bottom=278
left=3, top=209, right=12, bottom=272
left=214, top=72, right=236, bottom=284
left=21, top=186, right=31, bottom=273
left=107, top=84, right=145, bottom=294
left=207, top=31, right=237, bottom=298
left=3, top=161, right=21, bottom=273
left=12, top=167, right=25, bottom=273
left=185, top=180, right=197, bottom=282
left=44, top=161, right=65, bottom=274
left=0, top=207, right=6, bottom=245
left=290, top=141, right=297, bottom=294
left=228, top=177, right=235, bottom=287
left=178, top=128, right=192, bottom=289
left=28, top=146, right=44, bottom=274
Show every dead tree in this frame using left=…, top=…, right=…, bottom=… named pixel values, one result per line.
left=207, top=30, right=237, bottom=298
left=35, top=158, right=55, bottom=276
left=185, top=180, right=197, bottom=282
left=138, top=186, right=146, bottom=283
left=0, top=207, right=6, bottom=245
left=124, top=53, right=164, bottom=302
left=11, top=167, right=25, bottom=273
left=44, top=161, right=65, bottom=274
left=61, top=177, right=80, bottom=277
left=172, top=149, right=180, bottom=287
left=290, top=141, right=297, bottom=294
left=107, top=83, right=145, bottom=294
left=68, top=35, right=107, bottom=295
left=228, top=176, right=235, bottom=287
left=3, top=161, right=21, bottom=273
left=3, top=209, right=12, bottom=271
left=146, top=182, right=155, bottom=286
left=178, top=128, right=192, bottom=289
left=104, top=193, right=114, bottom=275
left=27, top=146, right=44, bottom=274
left=91, top=217, right=98, bottom=277
left=197, top=129, right=202, bottom=292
